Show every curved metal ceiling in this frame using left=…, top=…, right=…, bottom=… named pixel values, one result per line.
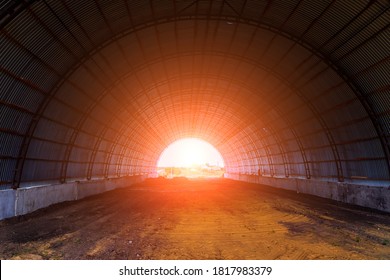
left=0, top=0, right=389, bottom=189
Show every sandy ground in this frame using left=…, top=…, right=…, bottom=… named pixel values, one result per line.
left=0, top=178, right=389, bottom=260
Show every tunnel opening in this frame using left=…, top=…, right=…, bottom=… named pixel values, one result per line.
left=156, top=138, right=225, bottom=178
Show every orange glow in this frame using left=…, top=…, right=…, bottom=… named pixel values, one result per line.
left=157, top=138, right=224, bottom=168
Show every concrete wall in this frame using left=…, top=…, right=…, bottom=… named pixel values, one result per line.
left=0, top=175, right=146, bottom=221
left=0, top=189, right=16, bottom=221
left=16, top=182, right=78, bottom=216
left=225, top=173, right=390, bottom=213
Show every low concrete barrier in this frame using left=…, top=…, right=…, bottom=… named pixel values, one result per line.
left=225, top=173, right=390, bottom=213
left=0, top=190, right=16, bottom=220
left=16, top=182, right=78, bottom=216
left=0, top=175, right=146, bottom=221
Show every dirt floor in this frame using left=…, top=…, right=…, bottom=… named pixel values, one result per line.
left=0, top=178, right=389, bottom=260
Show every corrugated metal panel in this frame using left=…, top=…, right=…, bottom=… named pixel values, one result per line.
left=0, top=0, right=388, bottom=189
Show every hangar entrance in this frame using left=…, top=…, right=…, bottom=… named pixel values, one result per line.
left=156, top=138, right=225, bottom=178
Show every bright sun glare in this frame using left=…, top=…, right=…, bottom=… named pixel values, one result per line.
left=157, top=138, right=224, bottom=168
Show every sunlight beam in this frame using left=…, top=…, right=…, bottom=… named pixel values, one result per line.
left=157, top=138, right=224, bottom=168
